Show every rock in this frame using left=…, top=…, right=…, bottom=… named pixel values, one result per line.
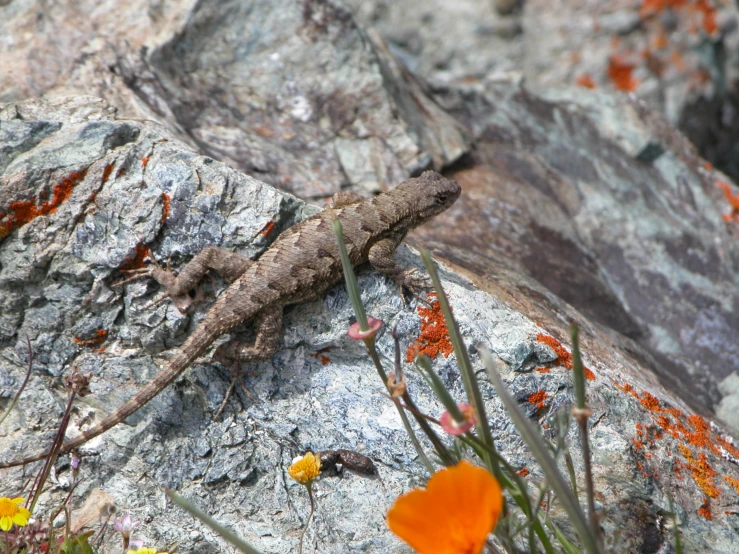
left=716, top=394, right=739, bottom=431
left=420, top=76, right=739, bottom=417
left=345, top=0, right=739, bottom=182
left=719, top=372, right=739, bottom=397
left=1, top=1, right=739, bottom=552
left=2, top=92, right=739, bottom=553
left=0, top=0, right=469, bottom=199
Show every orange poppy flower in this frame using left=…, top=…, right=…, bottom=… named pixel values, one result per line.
left=387, top=461, right=503, bottom=554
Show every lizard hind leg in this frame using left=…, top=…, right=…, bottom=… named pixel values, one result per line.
left=212, top=305, right=283, bottom=418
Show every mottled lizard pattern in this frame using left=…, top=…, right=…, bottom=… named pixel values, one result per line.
left=1, top=171, right=460, bottom=468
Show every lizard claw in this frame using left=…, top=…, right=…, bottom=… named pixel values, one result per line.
left=394, top=269, right=433, bottom=306
left=212, top=356, right=260, bottom=420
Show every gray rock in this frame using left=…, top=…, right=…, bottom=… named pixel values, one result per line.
left=345, top=0, right=739, bottom=181
left=423, top=76, right=739, bottom=416
left=718, top=372, right=739, bottom=397
left=0, top=0, right=469, bottom=199
left=2, top=93, right=739, bottom=553
left=716, top=394, right=739, bottom=431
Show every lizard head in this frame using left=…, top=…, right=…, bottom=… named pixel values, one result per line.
left=397, top=171, right=461, bottom=227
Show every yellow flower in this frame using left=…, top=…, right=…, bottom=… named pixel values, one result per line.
left=387, top=461, right=503, bottom=554
left=288, top=452, right=321, bottom=484
left=0, top=496, right=31, bottom=532
left=126, top=548, right=167, bottom=554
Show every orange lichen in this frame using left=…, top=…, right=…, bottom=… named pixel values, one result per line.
left=259, top=220, right=276, bottom=237
left=634, top=0, right=719, bottom=98
left=101, top=163, right=114, bottom=184
left=678, top=444, right=719, bottom=498
left=406, top=293, right=453, bottom=362
left=537, top=334, right=573, bottom=369
left=695, top=0, right=717, bottom=35
left=639, top=0, right=688, bottom=19
left=0, top=168, right=88, bottom=239
left=535, top=366, right=550, bottom=374
left=639, top=391, right=660, bottom=411
left=717, top=180, right=739, bottom=223
left=718, top=181, right=739, bottom=208
left=607, top=55, right=639, bottom=92
left=74, top=329, right=108, bottom=348
left=310, top=346, right=331, bottom=365
left=528, top=390, right=549, bottom=410
left=715, top=435, right=739, bottom=459
left=516, top=467, right=529, bottom=477
left=120, top=243, right=152, bottom=271
left=576, top=74, right=596, bottom=89
left=616, top=381, right=739, bottom=516
left=161, top=193, right=171, bottom=224
left=724, top=476, right=739, bottom=495
left=699, top=498, right=712, bottom=520
left=141, top=155, right=150, bottom=168
left=536, top=333, right=595, bottom=380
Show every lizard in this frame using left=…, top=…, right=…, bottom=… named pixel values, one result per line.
left=0, top=170, right=460, bottom=469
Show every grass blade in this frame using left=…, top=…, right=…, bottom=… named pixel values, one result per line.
left=166, top=489, right=263, bottom=554
left=480, top=346, right=600, bottom=554
left=332, top=219, right=368, bottom=330
left=419, top=249, right=498, bottom=476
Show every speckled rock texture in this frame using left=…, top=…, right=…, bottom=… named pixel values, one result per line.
left=344, top=0, right=739, bottom=181
left=422, top=75, right=739, bottom=416
left=1, top=1, right=739, bottom=553
left=0, top=0, right=468, bottom=199
left=0, top=90, right=738, bottom=552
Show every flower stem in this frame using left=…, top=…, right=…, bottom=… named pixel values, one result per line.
left=365, top=339, right=436, bottom=473
left=571, top=324, right=601, bottom=549
left=299, top=484, right=316, bottom=554
left=0, top=335, right=33, bottom=428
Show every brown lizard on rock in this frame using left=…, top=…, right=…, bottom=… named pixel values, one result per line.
left=1, top=170, right=460, bottom=468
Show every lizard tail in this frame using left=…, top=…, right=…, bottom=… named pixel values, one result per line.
left=0, top=331, right=214, bottom=469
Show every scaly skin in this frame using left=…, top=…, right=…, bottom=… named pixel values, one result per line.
left=0, top=170, right=460, bottom=468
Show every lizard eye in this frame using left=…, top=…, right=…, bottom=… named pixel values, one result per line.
left=436, top=193, right=449, bottom=204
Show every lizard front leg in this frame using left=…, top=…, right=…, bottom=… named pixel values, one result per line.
left=211, top=305, right=283, bottom=416
left=138, top=246, right=254, bottom=314
left=368, top=237, right=431, bottom=303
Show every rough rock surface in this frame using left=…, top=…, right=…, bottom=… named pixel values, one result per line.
left=344, top=0, right=739, bottom=182
left=1, top=93, right=739, bottom=552
left=1, top=1, right=739, bottom=553
left=418, top=75, right=739, bottom=415
left=0, top=0, right=468, bottom=199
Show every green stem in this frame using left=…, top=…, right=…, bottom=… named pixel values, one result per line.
left=299, top=484, right=316, bottom=554
left=365, top=341, right=436, bottom=473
